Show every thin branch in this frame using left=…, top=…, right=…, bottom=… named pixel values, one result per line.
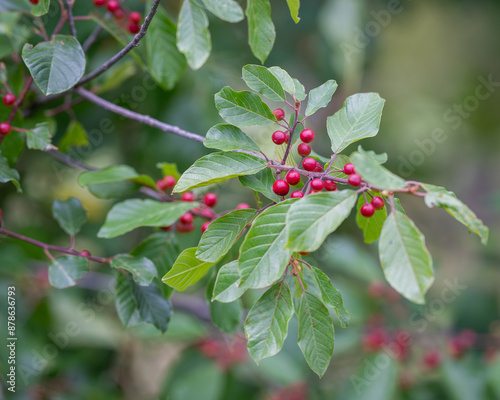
left=45, top=149, right=98, bottom=171
left=64, top=0, right=77, bottom=37
left=75, top=88, right=205, bottom=143
left=83, top=25, right=104, bottom=52
left=77, top=0, right=161, bottom=86
left=7, top=77, right=33, bottom=125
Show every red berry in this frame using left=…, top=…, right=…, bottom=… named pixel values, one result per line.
left=181, top=192, right=195, bottom=202
left=93, top=0, right=106, bottom=5
left=283, top=131, right=290, bottom=144
left=314, top=162, right=323, bottom=172
left=204, top=193, right=217, bottom=207
left=310, top=179, right=324, bottom=191
left=272, top=108, right=285, bottom=121
left=29, top=0, right=39, bottom=4
left=3, top=93, right=16, bottom=106
left=368, top=280, right=387, bottom=299
left=180, top=212, right=193, bottom=224
left=0, top=209, right=2, bottom=219
left=177, top=223, right=194, bottom=233
left=343, top=163, right=355, bottom=175
left=297, top=143, right=311, bottom=157
left=272, top=130, right=287, bottom=145
left=300, top=129, right=315, bottom=143
left=80, top=250, right=91, bottom=257
left=201, top=221, right=211, bottom=233
left=129, top=11, right=142, bottom=24
left=0, top=123, right=11, bottom=135
left=114, top=9, right=125, bottom=19
left=128, top=23, right=141, bottom=34
left=302, top=157, right=317, bottom=171
left=157, top=175, right=176, bottom=191
left=347, top=173, right=362, bottom=187
left=107, top=0, right=119, bottom=12
left=273, top=179, right=290, bottom=196
left=448, top=337, right=465, bottom=359
left=324, top=179, right=337, bottom=191
left=236, top=203, right=250, bottom=210
left=298, top=251, right=310, bottom=256
left=291, top=191, right=303, bottom=198
left=362, top=328, right=388, bottom=352
left=360, top=203, right=375, bottom=217
left=286, top=171, right=301, bottom=186
left=161, top=225, right=172, bottom=231
left=458, top=329, right=477, bottom=348
left=371, top=196, right=384, bottom=210
left=423, top=349, right=442, bottom=370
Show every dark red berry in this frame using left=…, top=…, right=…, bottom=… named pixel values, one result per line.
left=129, top=11, right=142, bottom=24
left=368, top=280, right=386, bottom=298
left=181, top=192, right=195, bottom=202
left=272, top=130, right=287, bottom=145
left=324, top=179, right=337, bottom=191
left=272, top=108, right=285, bottom=121
left=298, top=251, right=310, bottom=256
left=300, top=129, right=315, bottom=143
left=161, top=225, right=172, bottom=231
left=286, top=171, right=301, bottom=186
left=362, top=328, right=388, bottom=352
left=343, top=163, right=355, bottom=175
left=448, top=337, right=465, bottom=359
left=177, top=223, right=194, bottom=233
left=236, top=203, right=250, bottom=209
left=114, top=9, right=125, bottom=19
left=347, top=173, right=362, bottom=187
left=0, top=209, right=3, bottom=219
left=3, top=93, right=16, bottom=106
left=201, top=221, right=211, bottom=233
left=423, top=349, right=442, bottom=370
left=0, top=122, right=11, bottom=135
left=310, top=179, right=324, bottom=191
left=458, top=329, right=477, bottom=348
left=313, top=162, right=323, bottom=172
left=128, top=23, right=140, bottom=34
left=94, top=0, right=106, bottom=5
left=291, top=191, right=303, bottom=198
left=80, top=250, right=91, bottom=257
left=371, top=196, right=384, bottom=210
left=297, top=143, right=311, bottom=157
left=284, top=132, right=290, bottom=143
left=204, top=193, right=217, bottom=207
left=273, top=179, right=290, bottom=196
left=302, top=157, right=317, bottom=171
left=107, top=0, right=120, bottom=12
left=29, top=0, right=39, bottom=4
left=157, top=175, right=176, bottom=191
left=180, top=212, right=193, bottom=224
left=360, top=203, right=375, bottom=217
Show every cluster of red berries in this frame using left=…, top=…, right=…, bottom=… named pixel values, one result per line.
left=367, top=280, right=401, bottom=302
left=93, top=0, right=142, bottom=34
left=266, top=382, right=308, bottom=400
left=197, top=336, right=247, bottom=371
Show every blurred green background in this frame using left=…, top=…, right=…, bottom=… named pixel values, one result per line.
left=0, top=0, right=499, bottom=398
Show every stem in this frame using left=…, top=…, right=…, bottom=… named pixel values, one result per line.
left=0, top=228, right=110, bottom=263
left=296, top=259, right=313, bottom=269
left=7, top=77, right=33, bottom=125
left=64, top=0, right=77, bottom=37
left=83, top=25, right=104, bottom=52
left=280, top=102, right=301, bottom=166
left=296, top=273, right=306, bottom=294
left=77, top=0, right=161, bottom=86
left=46, top=149, right=98, bottom=171
left=75, top=88, right=205, bottom=142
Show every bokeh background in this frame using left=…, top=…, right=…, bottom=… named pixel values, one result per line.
left=0, top=0, right=499, bottom=398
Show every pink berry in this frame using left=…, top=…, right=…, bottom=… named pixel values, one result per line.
left=204, top=193, right=217, bottom=207
left=371, top=196, right=384, bottom=210
left=286, top=171, right=301, bottom=186
left=177, top=223, right=194, bottom=233
left=360, top=203, right=375, bottom=217
left=302, top=157, right=316, bottom=171
left=297, top=143, right=311, bottom=157
left=343, top=163, right=355, bottom=175
left=310, top=179, right=324, bottom=191
left=272, top=180, right=290, bottom=196
left=0, top=122, right=11, bottom=135
left=272, top=130, right=287, bottom=145
left=236, top=203, right=250, bottom=210
left=129, top=11, right=142, bottom=24
left=313, top=162, right=323, bottom=172
left=180, top=212, right=193, bottom=224
left=114, top=9, right=125, bottom=19
left=423, top=349, right=442, bottom=370
left=347, top=173, right=362, bottom=187
left=29, top=0, right=39, bottom=3
left=3, top=93, right=16, bottom=106
left=272, top=108, right=285, bottom=121
left=324, top=179, right=337, bottom=191
left=181, top=192, right=195, bottom=202
left=94, top=0, right=106, bottom=5
left=80, top=250, right=91, bottom=257
left=107, top=0, right=119, bottom=12
left=300, top=129, right=315, bottom=143
left=201, top=221, right=211, bottom=233
left=291, top=191, right=304, bottom=198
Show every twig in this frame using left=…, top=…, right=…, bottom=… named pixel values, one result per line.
left=7, top=77, right=33, bottom=125
left=77, top=0, right=161, bottom=86
left=82, top=25, right=104, bottom=52
left=75, top=88, right=205, bottom=143
left=64, top=0, right=77, bottom=37
left=45, top=149, right=98, bottom=171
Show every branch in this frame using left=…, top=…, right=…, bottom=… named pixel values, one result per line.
left=7, top=77, right=33, bottom=125
left=64, top=0, right=77, bottom=37
left=77, top=0, right=161, bottom=86
left=45, top=149, right=98, bottom=171
left=75, top=87, right=205, bottom=143
left=82, top=25, right=103, bottom=52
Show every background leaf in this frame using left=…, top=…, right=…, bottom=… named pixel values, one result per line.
left=30, top=0, right=49, bottom=16
left=162, top=247, right=214, bottom=291
left=246, top=0, right=275, bottom=63
left=52, top=197, right=87, bottom=235
left=26, top=122, right=51, bottom=150
left=209, top=298, right=242, bottom=333
left=285, top=0, right=300, bottom=23
left=48, top=256, right=88, bottom=289
left=201, top=0, right=244, bottom=22
left=59, top=120, right=88, bottom=152
left=0, top=152, right=21, bottom=192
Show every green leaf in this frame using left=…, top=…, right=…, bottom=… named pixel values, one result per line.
left=292, top=78, right=307, bottom=101
left=196, top=208, right=257, bottom=262
left=48, top=256, right=88, bottom=289
left=312, top=267, right=349, bottom=328
left=97, top=61, right=137, bottom=93
left=242, top=64, right=286, bottom=101
left=98, top=199, right=199, bottom=238
left=244, top=282, right=294, bottom=363
left=31, top=0, right=49, bottom=16
left=201, top=0, right=244, bottom=22
left=0, top=131, right=24, bottom=167
left=210, top=299, right=242, bottom=333
left=111, top=254, right=157, bottom=286
left=285, top=0, right=300, bottom=23
left=146, top=3, right=186, bottom=90
left=59, top=120, right=88, bottom=153
left=239, top=168, right=281, bottom=203
left=88, top=181, right=138, bottom=200
left=0, top=152, right=21, bottom=192
left=22, top=35, right=85, bottom=95
left=162, top=247, right=214, bottom=291
left=350, top=148, right=406, bottom=191
left=325, top=154, right=351, bottom=180
left=52, top=197, right=87, bottom=235
left=355, top=193, right=387, bottom=243
left=79, top=165, right=155, bottom=188
left=215, top=86, right=276, bottom=127
left=212, top=260, right=246, bottom=302
left=204, top=123, right=260, bottom=153
left=26, top=122, right=51, bottom=150
left=422, top=183, right=489, bottom=245
left=358, top=145, right=387, bottom=164
left=115, top=274, right=172, bottom=332
left=246, top=0, right=275, bottom=63
left=305, top=80, right=338, bottom=116
left=327, top=93, right=385, bottom=154
left=268, top=66, right=295, bottom=95
left=238, top=200, right=295, bottom=290
left=156, top=162, right=181, bottom=180
left=295, top=292, right=335, bottom=377
left=379, top=211, right=434, bottom=304
left=173, top=151, right=268, bottom=193
left=286, top=191, right=357, bottom=252
left=177, top=0, right=211, bottom=70
left=0, top=0, right=31, bottom=12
